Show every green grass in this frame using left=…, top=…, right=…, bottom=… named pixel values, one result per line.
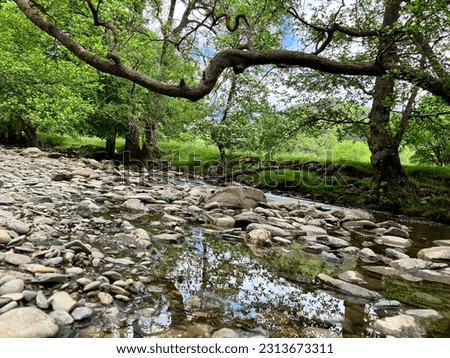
left=38, top=132, right=126, bottom=152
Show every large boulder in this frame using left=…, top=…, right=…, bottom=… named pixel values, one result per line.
left=0, top=307, right=59, bottom=338
left=200, top=186, right=266, bottom=209
left=370, top=315, right=424, bottom=338
left=417, top=246, right=450, bottom=263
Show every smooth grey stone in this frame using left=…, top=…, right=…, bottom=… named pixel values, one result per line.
left=212, top=328, right=240, bottom=338
left=0, top=297, right=12, bottom=308
left=384, top=227, right=409, bottom=238
left=102, top=271, right=122, bottom=282
left=0, top=279, right=24, bottom=295
left=32, top=273, right=68, bottom=285
left=247, top=223, right=290, bottom=237
left=0, top=307, right=59, bottom=338
left=4, top=252, right=32, bottom=266
left=49, top=291, right=77, bottom=312
left=151, top=233, right=183, bottom=244
left=370, top=315, right=424, bottom=338
left=417, top=246, right=450, bottom=262
left=375, top=235, right=412, bottom=248
left=0, top=301, right=19, bottom=314
left=49, top=310, right=74, bottom=326
left=71, top=307, right=93, bottom=321
left=338, top=271, right=367, bottom=285
left=36, top=290, right=49, bottom=309
left=22, top=290, right=37, bottom=302
left=316, top=273, right=382, bottom=301
left=405, top=309, right=443, bottom=319
left=374, top=300, right=402, bottom=310
left=43, top=257, right=64, bottom=267
left=358, top=247, right=380, bottom=263
left=104, top=257, right=135, bottom=265
left=84, top=281, right=102, bottom=292
left=65, top=267, right=85, bottom=276
left=6, top=219, right=31, bottom=235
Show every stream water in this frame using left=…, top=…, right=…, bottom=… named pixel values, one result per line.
left=90, top=191, right=450, bottom=338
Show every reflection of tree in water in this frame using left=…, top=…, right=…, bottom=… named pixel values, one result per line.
left=163, top=233, right=346, bottom=336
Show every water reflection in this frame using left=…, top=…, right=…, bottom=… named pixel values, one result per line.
left=137, top=230, right=352, bottom=337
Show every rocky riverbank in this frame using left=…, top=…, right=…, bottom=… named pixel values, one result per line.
left=0, top=146, right=449, bottom=338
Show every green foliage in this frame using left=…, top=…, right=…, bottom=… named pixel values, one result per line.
left=404, top=96, right=450, bottom=166
left=267, top=243, right=357, bottom=281
left=0, top=2, right=97, bottom=142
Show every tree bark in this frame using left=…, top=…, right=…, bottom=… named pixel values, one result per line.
left=141, top=118, right=162, bottom=160
left=367, top=0, right=412, bottom=210
left=124, top=118, right=141, bottom=161
left=105, top=134, right=116, bottom=158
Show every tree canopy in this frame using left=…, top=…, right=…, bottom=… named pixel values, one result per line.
left=12, top=0, right=450, bottom=103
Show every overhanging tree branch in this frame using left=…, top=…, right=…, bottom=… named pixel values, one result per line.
left=13, top=0, right=450, bottom=104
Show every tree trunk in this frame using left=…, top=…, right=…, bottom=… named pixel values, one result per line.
left=141, top=119, right=162, bottom=160
left=105, top=134, right=116, bottom=158
left=124, top=118, right=141, bottom=161
left=367, top=0, right=412, bottom=210
left=20, top=117, right=38, bottom=147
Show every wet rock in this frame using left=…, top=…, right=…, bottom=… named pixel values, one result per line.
left=49, top=291, right=77, bottom=312
left=316, top=273, right=382, bottom=301
left=384, top=227, right=409, bottom=238
left=6, top=219, right=30, bottom=235
left=201, top=186, right=266, bottom=209
left=370, top=315, right=424, bottom=338
left=0, top=307, right=59, bottom=338
left=342, top=220, right=378, bottom=230
left=434, top=240, right=450, bottom=247
left=212, top=328, right=240, bottom=338
left=161, top=213, right=187, bottom=225
left=186, top=324, right=211, bottom=338
left=417, top=246, right=450, bottom=263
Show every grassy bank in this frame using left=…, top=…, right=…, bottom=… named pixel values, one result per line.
left=37, top=134, right=450, bottom=223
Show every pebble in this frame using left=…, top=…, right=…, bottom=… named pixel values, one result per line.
left=71, top=307, right=93, bottom=321
left=0, top=279, right=24, bottom=295
left=4, top=252, right=32, bottom=266
left=49, top=291, right=77, bottom=312
left=49, top=310, right=74, bottom=326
